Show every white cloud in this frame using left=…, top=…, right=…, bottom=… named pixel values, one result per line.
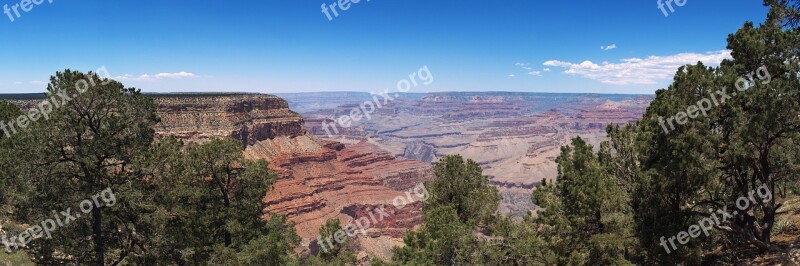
left=29, top=81, right=46, bottom=84
left=515, top=63, right=534, bottom=70
left=543, top=50, right=731, bottom=85
left=543, top=68, right=551, bottom=72
left=14, top=81, right=22, bottom=85
left=514, top=62, right=545, bottom=77
left=113, top=74, right=135, bottom=80
left=601, top=44, right=617, bottom=51
left=155, top=72, right=196, bottom=79
left=114, top=71, right=198, bottom=81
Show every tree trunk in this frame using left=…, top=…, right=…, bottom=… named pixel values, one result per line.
left=224, top=195, right=231, bottom=247
left=93, top=207, right=105, bottom=265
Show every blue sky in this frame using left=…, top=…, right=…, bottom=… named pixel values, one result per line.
left=0, top=0, right=770, bottom=94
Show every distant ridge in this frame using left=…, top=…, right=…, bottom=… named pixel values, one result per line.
left=0, top=93, right=48, bottom=100
left=0, top=92, right=273, bottom=100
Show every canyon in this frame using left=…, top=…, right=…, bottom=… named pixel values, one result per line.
left=1, top=92, right=433, bottom=261
left=280, top=92, right=652, bottom=217
left=151, top=93, right=435, bottom=260
left=1, top=91, right=651, bottom=261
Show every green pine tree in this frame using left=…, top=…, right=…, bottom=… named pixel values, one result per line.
left=10, top=70, right=159, bottom=264
left=532, top=137, right=638, bottom=265
left=143, top=138, right=300, bottom=264
left=391, top=155, right=500, bottom=265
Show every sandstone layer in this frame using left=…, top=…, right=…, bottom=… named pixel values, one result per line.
left=244, top=135, right=433, bottom=259
left=3, top=93, right=308, bottom=146
left=152, top=94, right=307, bottom=145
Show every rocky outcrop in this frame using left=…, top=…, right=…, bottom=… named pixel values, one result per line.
left=402, top=141, right=437, bottom=163
left=244, top=136, right=434, bottom=259
left=305, top=118, right=370, bottom=140
left=476, top=126, right=557, bottom=141
left=2, top=93, right=308, bottom=146
left=526, top=139, right=560, bottom=156
left=152, top=94, right=307, bottom=145
left=340, top=202, right=424, bottom=238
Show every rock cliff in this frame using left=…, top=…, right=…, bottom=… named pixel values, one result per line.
left=152, top=94, right=307, bottom=145
left=3, top=93, right=307, bottom=146
left=244, top=136, right=433, bottom=260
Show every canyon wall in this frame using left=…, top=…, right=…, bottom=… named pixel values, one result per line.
left=244, top=136, right=432, bottom=259
left=152, top=94, right=307, bottom=145
left=4, top=93, right=308, bottom=146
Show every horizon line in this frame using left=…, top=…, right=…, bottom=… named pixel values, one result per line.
left=0, top=90, right=655, bottom=100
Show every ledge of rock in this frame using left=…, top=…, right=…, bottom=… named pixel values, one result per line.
left=152, top=93, right=307, bottom=145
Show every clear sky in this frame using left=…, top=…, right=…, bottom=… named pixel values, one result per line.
left=0, top=0, right=770, bottom=94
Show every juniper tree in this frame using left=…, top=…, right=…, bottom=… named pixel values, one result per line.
left=391, top=155, right=500, bottom=265
left=0, top=101, right=23, bottom=217
left=612, top=1, right=800, bottom=262
left=532, top=137, right=638, bottom=265
left=139, top=138, right=300, bottom=265
left=11, top=70, right=159, bottom=264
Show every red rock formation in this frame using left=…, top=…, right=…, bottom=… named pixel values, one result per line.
left=340, top=202, right=424, bottom=238
left=244, top=136, right=433, bottom=258
left=152, top=94, right=307, bottom=145
left=7, top=93, right=309, bottom=146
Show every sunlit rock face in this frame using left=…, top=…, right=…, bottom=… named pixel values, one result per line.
left=152, top=94, right=307, bottom=145
left=245, top=135, right=433, bottom=260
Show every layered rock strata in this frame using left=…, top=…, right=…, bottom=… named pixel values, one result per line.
left=245, top=136, right=433, bottom=259
left=152, top=94, right=307, bottom=145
